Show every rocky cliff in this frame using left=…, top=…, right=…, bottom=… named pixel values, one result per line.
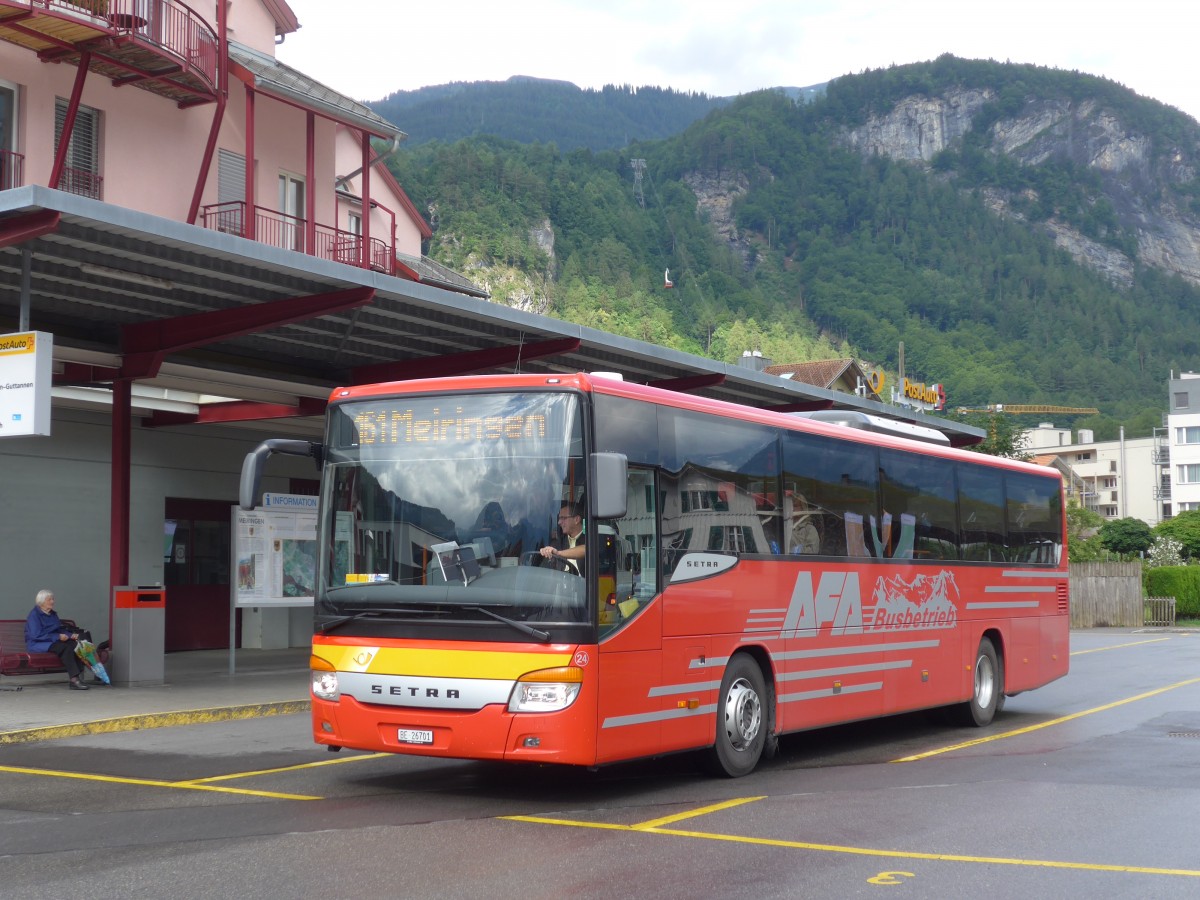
left=842, top=88, right=1200, bottom=289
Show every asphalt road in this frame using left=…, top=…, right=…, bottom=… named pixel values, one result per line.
left=3, top=630, right=1199, bottom=899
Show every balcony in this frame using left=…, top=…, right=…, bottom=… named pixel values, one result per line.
left=201, top=201, right=396, bottom=276
left=0, top=1, right=219, bottom=107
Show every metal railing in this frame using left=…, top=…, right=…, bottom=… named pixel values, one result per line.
left=0, top=149, right=23, bottom=190
left=201, top=200, right=395, bottom=274
left=57, top=164, right=102, bottom=199
left=46, top=0, right=218, bottom=90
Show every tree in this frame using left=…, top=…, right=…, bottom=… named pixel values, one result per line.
left=1066, top=500, right=1105, bottom=562
left=950, top=411, right=1030, bottom=460
left=1153, top=510, right=1200, bottom=560
left=1097, top=517, right=1154, bottom=556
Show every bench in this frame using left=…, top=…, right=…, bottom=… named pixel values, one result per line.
left=0, top=619, right=67, bottom=676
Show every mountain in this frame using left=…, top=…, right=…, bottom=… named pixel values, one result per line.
left=369, top=76, right=728, bottom=151
left=384, top=57, right=1200, bottom=437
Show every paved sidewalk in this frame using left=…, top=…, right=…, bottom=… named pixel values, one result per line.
left=0, top=648, right=311, bottom=744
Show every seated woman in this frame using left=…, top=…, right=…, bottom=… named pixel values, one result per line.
left=24, top=589, right=90, bottom=690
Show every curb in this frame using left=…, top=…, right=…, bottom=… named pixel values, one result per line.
left=0, top=699, right=310, bottom=745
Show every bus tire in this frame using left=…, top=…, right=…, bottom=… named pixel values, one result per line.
left=956, top=637, right=1002, bottom=727
left=707, top=655, right=767, bottom=777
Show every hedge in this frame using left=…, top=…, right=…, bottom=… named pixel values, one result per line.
left=1143, top=567, right=1200, bottom=618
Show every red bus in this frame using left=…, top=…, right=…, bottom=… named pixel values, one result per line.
left=240, top=373, right=1068, bottom=777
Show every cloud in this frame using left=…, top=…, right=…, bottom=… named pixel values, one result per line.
left=279, top=0, right=1200, bottom=121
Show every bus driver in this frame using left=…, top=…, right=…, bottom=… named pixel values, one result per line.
left=540, top=502, right=586, bottom=575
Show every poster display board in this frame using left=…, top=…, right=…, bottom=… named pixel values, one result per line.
left=231, top=493, right=319, bottom=607
left=0, top=331, right=52, bottom=436
left=228, top=493, right=318, bottom=674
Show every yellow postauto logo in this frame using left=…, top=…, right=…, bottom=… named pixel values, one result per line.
left=0, top=333, right=36, bottom=356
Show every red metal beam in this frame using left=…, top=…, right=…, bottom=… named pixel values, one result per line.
left=144, top=397, right=327, bottom=428
left=763, top=399, right=836, bottom=413
left=0, top=209, right=61, bottom=249
left=120, top=287, right=375, bottom=379
left=648, top=373, right=726, bottom=392
left=48, top=50, right=90, bottom=191
left=187, top=86, right=226, bottom=224
left=350, top=337, right=582, bottom=384
left=53, top=361, right=120, bottom=386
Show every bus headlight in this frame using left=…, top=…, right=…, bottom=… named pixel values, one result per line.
left=311, top=655, right=340, bottom=701
left=508, top=666, right=584, bottom=713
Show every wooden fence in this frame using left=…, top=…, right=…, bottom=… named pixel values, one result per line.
left=1068, top=561, right=1166, bottom=627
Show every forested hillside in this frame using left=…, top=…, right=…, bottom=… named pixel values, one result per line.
left=386, top=57, right=1200, bottom=438
left=371, top=78, right=726, bottom=151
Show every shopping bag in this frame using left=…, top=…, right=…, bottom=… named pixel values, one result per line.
left=74, top=638, right=111, bottom=685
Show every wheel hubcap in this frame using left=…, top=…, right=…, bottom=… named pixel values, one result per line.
left=723, top=677, right=762, bottom=750
left=975, top=654, right=995, bottom=709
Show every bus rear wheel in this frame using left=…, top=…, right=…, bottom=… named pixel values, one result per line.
left=955, top=637, right=1002, bottom=727
left=707, top=655, right=768, bottom=777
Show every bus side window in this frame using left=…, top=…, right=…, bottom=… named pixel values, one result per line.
left=959, top=465, right=1006, bottom=561
left=785, top=430, right=876, bottom=559
left=879, top=448, right=959, bottom=560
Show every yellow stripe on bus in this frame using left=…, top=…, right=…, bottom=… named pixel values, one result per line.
left=314, top=645, right=573, bottom=679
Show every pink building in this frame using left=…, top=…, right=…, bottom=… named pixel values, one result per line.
left=0, top=0, right=470, bottom=286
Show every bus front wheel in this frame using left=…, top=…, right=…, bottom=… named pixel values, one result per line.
left=956, top=637, right=1002, bottom=727
left=707, top=655, right=768, bottom=777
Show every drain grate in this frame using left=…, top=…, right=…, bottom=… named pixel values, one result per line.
left=1168, top=732, right=1200, bottom=738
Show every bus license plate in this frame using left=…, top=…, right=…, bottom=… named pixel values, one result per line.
left=397, top=728, right=434, bottom=745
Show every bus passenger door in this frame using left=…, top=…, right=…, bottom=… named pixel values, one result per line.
left=595, top=467, right=666, bottom=765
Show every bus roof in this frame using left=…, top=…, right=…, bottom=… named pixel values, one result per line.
left=329, top=373, right=1056, bottom=479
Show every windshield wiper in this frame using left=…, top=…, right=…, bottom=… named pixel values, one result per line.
left=326, top=579, right=399, bottom=594
left=464, top=605, right=551, bottom=642
left=317, top=608, right=448, bottom=634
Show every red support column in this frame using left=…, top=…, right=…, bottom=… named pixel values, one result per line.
left=360, top=131, right=371, bottom=268
left=109, top=378, right=132, bottom=643
left=305, top=111, right=316, bottom=254
left=244, top=85, right=256, bottom=240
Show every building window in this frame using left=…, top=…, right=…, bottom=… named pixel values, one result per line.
left=1175, top=392, right=1190, bottom=410
left=277, top=172, right=305, bottom=251
left=1178, top=464, right=1200, bottom=484
left=54, top=98, right=101, bottom=199
left=1075, top=452, right=1092, bottom=462
left=1177, top=427, right=1200, bottom=444
left=215, top=148, right=247, bottom=235
left=0, top=79, right=20, bottom=190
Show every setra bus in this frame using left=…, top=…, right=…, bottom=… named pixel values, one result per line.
left=240, top=373, right=1069, bottom=777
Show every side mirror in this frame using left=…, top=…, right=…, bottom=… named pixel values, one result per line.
left=239, top=439, right=323, bottom=509
left=590, top=452, right=628, bottom=520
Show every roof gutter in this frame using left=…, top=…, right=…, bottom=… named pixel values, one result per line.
left=336, top=134, right=404, bottom=192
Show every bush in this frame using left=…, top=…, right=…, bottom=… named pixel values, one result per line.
left=1143, top=566, right=1200, bottom=618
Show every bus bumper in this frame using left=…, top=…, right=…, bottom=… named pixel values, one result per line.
left=312, top=694, right=598, bottom=765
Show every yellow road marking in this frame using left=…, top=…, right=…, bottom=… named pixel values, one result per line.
left=892, top=676, right=1200, bottom=762
left=179, top=752, right=390, bottom=785
left=632, top=796, right=765, bottom=830
left=0, top=763, right=321, bottom=800
left=1071, top=637, right=1171, bottom=655
left=501, top=814, right=1200, bottom=877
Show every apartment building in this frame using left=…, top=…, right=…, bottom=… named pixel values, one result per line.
left=1024, top=423, right=1160, bottom=525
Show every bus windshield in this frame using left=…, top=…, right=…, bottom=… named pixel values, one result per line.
left=318, top=390, right=589, bottom=629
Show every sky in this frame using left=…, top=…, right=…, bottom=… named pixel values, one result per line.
left=277, top=0, right=1200, bottom=123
